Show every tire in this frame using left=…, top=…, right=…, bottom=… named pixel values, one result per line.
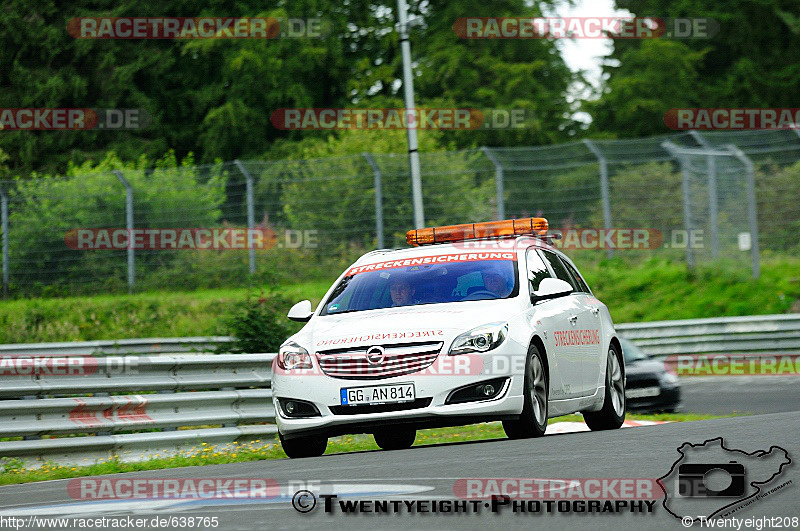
left=279, top=432, right=328, bottom=458
left=503, top=343, right=548, bottom=439
left=373, top=427, right=416, bottom=450
left=583, top=344, right=626, bottom=431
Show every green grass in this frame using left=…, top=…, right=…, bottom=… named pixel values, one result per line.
left=0, top=413, right=729, bottom=485
left=1, top=256, right=799, bottom=343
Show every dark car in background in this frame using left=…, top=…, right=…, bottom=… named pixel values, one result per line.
left=621, top=338, right=681, bottom=412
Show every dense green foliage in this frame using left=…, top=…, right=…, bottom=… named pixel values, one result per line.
left=0, top=0, right=574, bottom=174
left=222, top=292, right=298, bottom=353
left=587, top=0, right=800, bottom=137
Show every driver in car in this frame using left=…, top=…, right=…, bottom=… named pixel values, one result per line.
left=482, top=270, right=511, bottom=298
left=390, top=277, right=419, bottom=307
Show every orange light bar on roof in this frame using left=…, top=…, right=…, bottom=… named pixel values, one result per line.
left=406, top=217, right=549, bottom=246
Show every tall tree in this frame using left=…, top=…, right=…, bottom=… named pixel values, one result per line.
left=586, top=0, right=800, bottom=137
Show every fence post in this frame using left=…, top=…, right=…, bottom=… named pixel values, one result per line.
left=582, top=140, right=613, bottom=259
left=689, top=131, right=720, bottom=258
left=480, top=147, right=505, bottom=220
left=726, top=145, right=760, bottom=279
left=113, top=171, right=135, bottom=293
left=662, top=142, right=695, bottom=269
left=234, top=160, right=256, bottom=274
left=0, top=184, right=8, bottom=297
left=362, top=153, right=385, bottom=248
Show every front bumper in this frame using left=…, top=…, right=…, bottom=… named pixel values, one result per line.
left=626, top=385, right=682, bottom=412
left=272, top=350, right=526, bottom=439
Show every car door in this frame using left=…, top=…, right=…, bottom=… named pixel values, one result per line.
left=559, top=255, right=607, bottom=395
left=526, top=248, right=581, bottom=400
left=539, top=250, right=598, bottom=397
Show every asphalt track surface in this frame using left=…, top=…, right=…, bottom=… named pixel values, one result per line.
left=678, top=375, right=800, bottom=415
left=1, top=378, right=798, bottom=530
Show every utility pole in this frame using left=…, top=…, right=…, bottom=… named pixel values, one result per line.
left=396, top=0, right=425, bottom=228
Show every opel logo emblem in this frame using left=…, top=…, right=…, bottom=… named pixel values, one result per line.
left=366, top=346, right=385, bottom=366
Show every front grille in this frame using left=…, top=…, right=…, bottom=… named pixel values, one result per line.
left=329, top=398, right=433, bottom=415
left=316, top=341, right=443, bottom=380
left=626, top=378, right=659, bottom=389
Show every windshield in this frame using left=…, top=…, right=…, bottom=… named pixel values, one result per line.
left=620, top=338, right=648, bottom=362
left=321, top=258, right=519, bottom=315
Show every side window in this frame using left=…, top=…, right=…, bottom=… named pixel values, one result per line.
left=526, top=249, right=551, bottom=292
left=540, top=250, right=579, bottom=293
left=561, top=259, right=591, bottom=293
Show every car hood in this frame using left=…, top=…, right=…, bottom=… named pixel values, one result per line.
left=625, top=358, right=667, bottom=377
left=292, top=300, right=519, bottom=353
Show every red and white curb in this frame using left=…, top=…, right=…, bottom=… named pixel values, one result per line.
left=545, top=419, right=670, bottom=435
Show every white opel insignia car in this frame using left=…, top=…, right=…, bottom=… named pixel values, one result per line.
left=272, top=218, right=626, bottom=458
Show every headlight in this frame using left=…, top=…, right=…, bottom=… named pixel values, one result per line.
left=277, top=341, right=312, bottom=370
left=660, top=372, right=679, bottom=386
left=449, top=322, right=508, bottom=355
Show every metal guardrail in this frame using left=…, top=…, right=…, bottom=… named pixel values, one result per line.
left=617, top=314, right=800, bottom=357
left=1, top=354, right=273, bottom=398
left=0, top=353, right=275, bottom=468
left=1, top=313, right=797, bottom=468
left=0, top=336, right=232, bottom=357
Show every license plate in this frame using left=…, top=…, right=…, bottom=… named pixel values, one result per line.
left=340, top=383, right=415, bottom=406
left=626, top=386, right=660, bottom=399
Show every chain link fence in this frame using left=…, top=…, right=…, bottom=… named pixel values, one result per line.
left=1, top=129, right=799, bottom=296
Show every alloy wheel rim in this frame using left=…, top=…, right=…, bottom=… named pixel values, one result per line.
left=608, top=349, right=625, bottom=416
left=529, top=354, right=547, bottom=425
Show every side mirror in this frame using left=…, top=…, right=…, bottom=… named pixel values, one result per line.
left=287, top=300, right=313, bottom=322
left=531, top=278, right=573, bottom=302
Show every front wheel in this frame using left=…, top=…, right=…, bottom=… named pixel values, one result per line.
left=583, top=344, right=626, bottom=431
left=279, top=433, right=328, bottom=458
left=373, top=427, right=416, bottom=450
left=503, top=343, right=548, bottom=439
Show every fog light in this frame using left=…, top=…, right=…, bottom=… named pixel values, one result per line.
left=445, top=378, right=508, bottom=405
left=277, top=398, right=321, bottom=418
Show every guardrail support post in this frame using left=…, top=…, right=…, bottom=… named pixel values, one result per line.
left=362, top=153, right=385, bottom=248
left=583, top=140, right=613, bottom=259
left=726, top=145, right=760, bottom=279
left=689, top=131, right=720, bottom=258
left=113, top=171, right=135, bottom=293
left=662, top=142, right=695, bottom=269
left=480, top=147, right=506, bottom=220
left=234, top=160, right=256, bottom=275
left=0, top=184, right=8, bottom=297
